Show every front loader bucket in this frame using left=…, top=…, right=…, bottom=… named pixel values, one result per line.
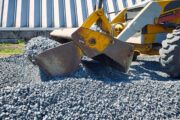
left=93, top=38, right=134, bottom=72
left=72, top=27, right=134, bottom=73
left=33, top=41, right=81, bottom=77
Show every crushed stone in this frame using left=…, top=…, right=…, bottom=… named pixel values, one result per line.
left=0, top=36, right=180, bottom=119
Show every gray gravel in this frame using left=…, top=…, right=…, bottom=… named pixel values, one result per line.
left=0, top=36, right=180, bottom=120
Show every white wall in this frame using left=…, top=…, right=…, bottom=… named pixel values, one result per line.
left=0, top=0, right=150, bottom=29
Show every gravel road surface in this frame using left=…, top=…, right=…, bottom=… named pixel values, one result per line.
left=0, top=37, right=180, bottom=119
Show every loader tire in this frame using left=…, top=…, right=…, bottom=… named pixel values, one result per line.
left=159, top=28, right=180, bottom=78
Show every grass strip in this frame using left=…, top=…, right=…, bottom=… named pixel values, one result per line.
left=0, top=49, right=24, bottom=54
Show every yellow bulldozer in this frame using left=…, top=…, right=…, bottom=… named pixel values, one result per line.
left=29, top=0, right=180, bottom=78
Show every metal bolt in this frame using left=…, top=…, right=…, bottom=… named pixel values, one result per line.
left=88, top=38, right=96, bottom=45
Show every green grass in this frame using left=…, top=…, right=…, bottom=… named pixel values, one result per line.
left=0, top=40, right=25, bottom=55
left=18, top=42, right=25, bottom=45
left=17, top=39, right=25, bottom=45
left=0, top=49, right=24, bottom=54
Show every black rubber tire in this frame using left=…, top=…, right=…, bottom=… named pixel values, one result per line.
left=159, top=28, right=180, bottom=78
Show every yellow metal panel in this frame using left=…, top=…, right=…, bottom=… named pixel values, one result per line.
left=143, top=34, right=157, bottom=44
left=130, top=43, right=159, bottom=55
left=143, top=25, right=172, bottom=44
left=76, top=28, right=111, bottom=52
left=111, top=8, right=127, bottom=24
left=81, top=9, right=101, bottom=28
left=146, top=24, right=172, bottom=34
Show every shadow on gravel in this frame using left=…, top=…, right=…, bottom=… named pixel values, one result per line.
left=81, top=60, right=135, bottom=84
left=39, top=69, right=53, bottom=82
left=131, top=59, right=178, bottom=81
left=80, top=59, right=179, bottom=84
left=136, top=59, right=162, bottom=71
left=30, top=57, right=179, bottom=84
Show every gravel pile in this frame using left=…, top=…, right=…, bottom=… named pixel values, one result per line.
left=0, top=55, right=24, bottom=88
left=0, top=37, right=180, bottom=119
